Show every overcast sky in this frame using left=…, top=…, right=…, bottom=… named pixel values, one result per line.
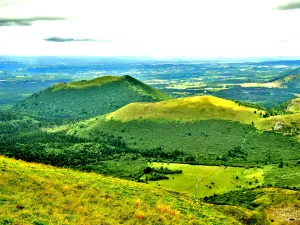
left=0, top=0, right=300, bottom=58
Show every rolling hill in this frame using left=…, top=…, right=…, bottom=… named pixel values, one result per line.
left=271, top=73, right=300, bottom=91
left=105, top=95, right=264, bottom=124
left=103, top=95, right=300, bottom=133
left=12, top=75, right=171, bottom=122
left=214, top=69, right=300, bottom=108
left=239, top=73, right=300, bottom=90
left=0, top=156, right=240, bottom=225
left=65, top=95, right=300, bottom=170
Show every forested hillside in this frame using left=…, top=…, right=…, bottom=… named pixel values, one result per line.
left=12, top=75, right=171, bottom=122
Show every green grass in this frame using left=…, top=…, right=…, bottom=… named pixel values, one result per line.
left=12, top=75, right=171, bottom=122
left=0, top=156, right=240, bottom=225
left=146, top=163, right=264, bottom=198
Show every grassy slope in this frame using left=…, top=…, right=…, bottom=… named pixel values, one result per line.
left=104, top=95, right=300, bottom=138
left=274, top=74, right=300, bottom=89
left=287, top=98, right=300, bottom=113
left=12, top=75, right=171, bottom=121
left=256, top=113, right=300, bottom=130
left=0, top=156, right=238, bottom=225
left=205, top=188, right=300, bottom=225
left=106, top=95, right=264, bottom=124
left=256, top=113, right=300, bottom=141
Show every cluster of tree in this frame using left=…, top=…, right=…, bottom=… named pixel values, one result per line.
left=0, top=110, right=20, bottom=121
left=146, top=174, right=169, bottom=181
left=144, top=166, right=182, bottom=175
left=142, top=166, right=183, bottom=181
left=234, top=100, right=265, bottom=111
left=216, top=146, right=248, bottom=161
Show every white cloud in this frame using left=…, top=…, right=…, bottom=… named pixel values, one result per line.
left=0, top=0, right=300, bottom=57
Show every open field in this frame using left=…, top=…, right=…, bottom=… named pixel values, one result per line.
left=145, top=162, right=300, bottom=198
left=146, top=163, right=264, bottom=198
left=240, top=82, right=280, bottom=88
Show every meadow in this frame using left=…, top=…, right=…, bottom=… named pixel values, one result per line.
left=146, top=163, right=264, bottom=198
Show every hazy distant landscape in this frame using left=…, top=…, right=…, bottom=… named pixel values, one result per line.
left=1, top=57, right=300, bottom=109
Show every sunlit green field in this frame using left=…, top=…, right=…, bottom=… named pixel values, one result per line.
left=147, top=163, right=264, bottom=198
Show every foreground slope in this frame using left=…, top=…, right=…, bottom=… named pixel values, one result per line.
left=0, top=156, right=238, bottom=225
left=12, top=75, right=171, bottom=121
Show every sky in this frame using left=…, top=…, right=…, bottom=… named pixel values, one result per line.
left=0, top=0, right=300, bottom=58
